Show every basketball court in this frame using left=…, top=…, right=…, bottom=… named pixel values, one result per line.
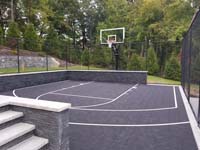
left=1, top=80, right=199, bottom=150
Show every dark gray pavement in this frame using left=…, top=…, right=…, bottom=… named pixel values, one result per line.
left=0, top=80, right=198, bottom=150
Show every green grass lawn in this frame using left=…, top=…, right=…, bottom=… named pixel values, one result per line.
left=148, top=75, right=180, bottom=85
left=0, top=65, right=104, bottom=74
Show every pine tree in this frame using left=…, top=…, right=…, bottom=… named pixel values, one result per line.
left=81, top=50, right=90, bottom=66
left=0, top=27, right=3, bottom=45
left=24, top=23, right=41, bottom=51
left=164, top=54, right=181, bottom=81
left=7, top=22, right=21, bottom=38
left=6, top=22, right=21, bottom=48
left=147, top=47, right=159, bottom=75
left=43, top=26, right=60, bottom=57
left=127, top=54, right=144, bottom=71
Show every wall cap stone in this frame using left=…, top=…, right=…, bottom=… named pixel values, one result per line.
left=0, top=70, right=67, bottom=77
left=0, top=95, right=71, bottom=112
left=67, top=70, right=148, bottom=73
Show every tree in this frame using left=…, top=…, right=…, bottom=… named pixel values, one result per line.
left=164, top=54, right=181, bottom=81
left=23, top=23, right=41, bottom=51
left=0, top=26, right=3, bottom=44
left=162, top=0, right=194, bottom=41
left=43, top=26, right=61, bottom=57
left=147, top=47, right=159, bottom=75
left=91, top=46, right=109, bottom=67
left=7, top=22, right=21, bottom=38
left=81, top=49, right=90, bottom=66
left=6, top=22, right=21, bottom=48
left=127, top=54, right=145, bottom=70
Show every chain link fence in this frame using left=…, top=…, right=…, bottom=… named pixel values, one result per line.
left=182, top=10, right=200, bottom=124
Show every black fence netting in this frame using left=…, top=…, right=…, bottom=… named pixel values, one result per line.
left=182, top=10, right=200, bottom=124
left=0, top=36, right=181, bottom=79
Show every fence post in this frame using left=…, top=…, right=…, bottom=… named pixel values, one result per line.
left=198, top=81, right=200, bottom=124
left=65, top=44, right=68, bottom=70
left=88, top=45, right=90, bottom=70
left=188, top=30, right=192, bottom=100
left=145, top=37, right=148, bottom=70
left=17, top=38, right=20, bottom=73
left=46, top=54, right=49, bottom=71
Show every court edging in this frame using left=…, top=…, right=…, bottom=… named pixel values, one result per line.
left=179, top=86, right=200, bottom=149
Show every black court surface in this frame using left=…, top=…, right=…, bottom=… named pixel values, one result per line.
left=1, top=80, right=198, bottom=150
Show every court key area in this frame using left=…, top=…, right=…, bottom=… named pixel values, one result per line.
left=2, top=80, right=198, bottom=150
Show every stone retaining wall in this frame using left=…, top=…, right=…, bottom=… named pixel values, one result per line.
left=0, top=56, right=60, bottom=68
left=67, top=70, right=147, bottom=84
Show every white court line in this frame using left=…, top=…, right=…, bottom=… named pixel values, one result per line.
left=179, top=86, right=200, bottom=149
left=14, top=80, right=70, bottom=90
left=73, top=84, right=138, bottom=108
left=148, top=83, right=179, bottom=87
left=69, top=121, right=190, bottom=127
left=70, top=106, right=177, bottom=112
left=49, top=93, right=113, bottom=101
left=71, top=86, right=178, bottom=112
left=173, top=86, right=178, bottom=108
left=12, top=80, right=79, bottom=97
left=13, top=90, right=18, bottom=97
left=36, top=82, right=93, bottom=100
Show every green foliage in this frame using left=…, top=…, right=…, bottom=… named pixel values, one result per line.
left=147, top=47, right=159, bottom=75
left=127, top=54, right=145, bottom=71
left=7, top=22, right=21, bottom=38
left=0, top=27, right=3, bottom=44
left=0, top=0, right=195, bottom=72
left=164, top=54, right=181, bottom=81
left=81, top=50, right=90, bottom=66
left=91, top=47, right=111, bottom=68
left=43, top=26, right=62, bottom=57
left=24, top=24, right=41, bottom=51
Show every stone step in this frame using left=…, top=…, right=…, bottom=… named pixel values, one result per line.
left=8, top=136, right=49, bottom=150
left=0, top=111, right=23, bottom=125
left=0, top=123, right=35, bottom=147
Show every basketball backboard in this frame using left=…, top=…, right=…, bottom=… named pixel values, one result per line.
left=100, top=27, right=125, bottom=45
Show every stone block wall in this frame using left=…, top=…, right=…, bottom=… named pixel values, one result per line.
left=0, top=56, right=60, bottom=68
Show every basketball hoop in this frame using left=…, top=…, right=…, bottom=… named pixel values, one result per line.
left=107, top=40, right=115, bottom=48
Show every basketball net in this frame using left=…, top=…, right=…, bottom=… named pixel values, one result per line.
left=107, top=40, right=115, bottom=48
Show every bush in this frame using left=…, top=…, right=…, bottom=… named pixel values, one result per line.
left=7, top=22, right=21, bottom=48
left=81, top=50, right=90, bottom=66
left=164, top=54, right=181, bottom=81
left=147, top=47, right=159, bottom=75
left=0, top=27, right=3, bottom=44
left=7, top=22, right=21, bottom=38
left=127, top=54, right=145, bottom=71
left=91, top=47, right=109, bottom=67
left=43, top=26, right=61, bottom=57
left=24, top=24, right=41, bottom=51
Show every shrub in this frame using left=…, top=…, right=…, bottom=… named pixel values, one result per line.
left=7, top=22, right=21, bottom=38
left=127, top=54, right=145, bottom=71
left=147, top=47, right=159, bottom=75
left=91, top=47, right=109, bottom=67
left=43, top=26, right=61, bottom=57
left=164, top=54, right=181, bottom=81
left=0, top=26, right=3, bottom=44
left=7, top=22, right=21, bottom=48
left=81, top=50, right=90, bottom=66
left=24, top=24, right=41, bottom=51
